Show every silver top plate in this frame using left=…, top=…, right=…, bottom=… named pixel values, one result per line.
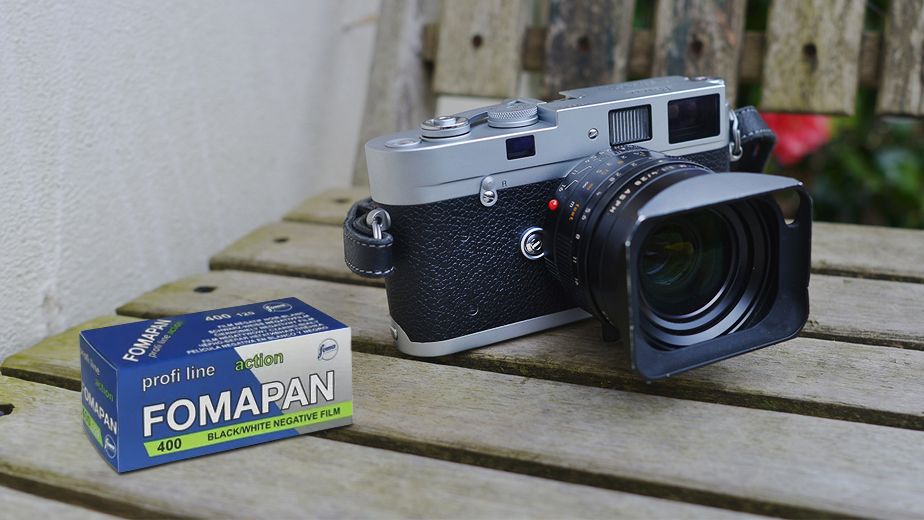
left=365, top=76, right=728, bottom=206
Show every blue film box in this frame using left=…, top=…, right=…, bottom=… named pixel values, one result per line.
left=79, top=298, right=352, bottom=472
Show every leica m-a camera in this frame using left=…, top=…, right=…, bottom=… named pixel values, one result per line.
left=350, top=76, right=812, bottom=379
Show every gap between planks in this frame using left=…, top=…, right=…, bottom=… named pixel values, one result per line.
left=0, top=483, right=120, bottom=520
left=0, top=377, right=748, bottom=520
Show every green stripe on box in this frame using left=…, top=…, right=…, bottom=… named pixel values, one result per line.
left=82, top=406, right=103, bottom=446
left=143, top=401, right=352, bottom=457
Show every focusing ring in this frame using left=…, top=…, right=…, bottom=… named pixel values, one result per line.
left=545, top=146, right=706, bottom=314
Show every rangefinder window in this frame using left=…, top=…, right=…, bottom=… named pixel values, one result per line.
left=506, top=135, right=536, bottom=160
left=609, top=105, right=652, bottom=146
left=668, top=94, right=720, bottom=144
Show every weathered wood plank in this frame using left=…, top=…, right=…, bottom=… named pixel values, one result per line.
left=432, top=0, right=530, bottom=97
left=351, top=0, right=440, bottom=186
left=0, top=377, right=734, bottom=519
left=812, top=221, right=924, bottom=283
left=0, top=485, right=118, bottom=520
left=739, top=31, right=882, bottom=94
left=341, top=354, right=924, bottom=518
left=877, top=0, right=924, bottom=115
left=425, top=24, right=886, bottom=89
left=628, top=27, right=654, bottom=78
left=804, top=275, right=924, bottom=349
left=98, top=270, right=924, bottom=430
left=522, top=25, right=547, bottom=72
left=209, top=221, right=379, bottom=288
left=760, top=0, right=865, bottom=115
left=283, top=187, right=365, bottom=225
left=651, top=0, right=746, bottom=102
left=286, top=189, right=924, bottom=284
left=115, top=271, right=392, bottom=342
left=1, top=316, right=136, bottom=391
left=213, top=222, right=360, bottom=282
left=543, top=0, right=635, bottom=95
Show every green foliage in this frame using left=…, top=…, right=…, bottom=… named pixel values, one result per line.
left=778, top=90, right=924, bottom=229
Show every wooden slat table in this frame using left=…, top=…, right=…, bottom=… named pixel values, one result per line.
left=3, top=187, right=924, bottom=519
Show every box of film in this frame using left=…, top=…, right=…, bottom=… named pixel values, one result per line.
left=80, top=297, right=352, bottom=472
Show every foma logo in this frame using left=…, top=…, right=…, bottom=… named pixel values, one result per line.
left=104, top=434, right=117, bottom=459
left=318, top=339, right=339, bottom=361
left=263, top=302, right=292, bottom=313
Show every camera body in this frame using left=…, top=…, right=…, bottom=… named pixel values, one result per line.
left=360, top=77, right=811, bottom=379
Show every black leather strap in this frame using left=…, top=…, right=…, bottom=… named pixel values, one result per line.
left=731, top=106, right=776, bottom=173
left=343, top=197, right=394, bottom=278
left=344, top=106, right=776, bottom=279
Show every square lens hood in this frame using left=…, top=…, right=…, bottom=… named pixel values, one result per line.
left=623, top=173, right=812, bottom=380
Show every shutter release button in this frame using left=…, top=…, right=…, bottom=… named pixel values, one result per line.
left=420, top=115, right=471, bottom=138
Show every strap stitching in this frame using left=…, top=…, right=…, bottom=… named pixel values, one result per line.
left=344, top=229, right=391, bottom=249
left=740, top=128, right=773, bottom=139
left=735, top=107, right=771, bottom=140
left=344, top=257, right=394, bottom=276
left=344, top=198, right=394, bottom=277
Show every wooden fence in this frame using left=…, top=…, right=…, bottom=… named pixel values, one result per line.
left=353, top=0, right=924, bottom=184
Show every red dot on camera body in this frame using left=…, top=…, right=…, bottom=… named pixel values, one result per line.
left=548, top=199, right=559, bottom=211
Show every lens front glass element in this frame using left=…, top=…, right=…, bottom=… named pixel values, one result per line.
left=639, top=209, right=731, bottom=318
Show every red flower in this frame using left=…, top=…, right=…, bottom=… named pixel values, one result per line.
left=760, top=113, right=832, bottom=166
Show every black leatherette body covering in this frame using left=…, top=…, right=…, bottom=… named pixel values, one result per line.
left=681, top=148, right=729, bottom=172
left=381, top=180, right=574, bottom=343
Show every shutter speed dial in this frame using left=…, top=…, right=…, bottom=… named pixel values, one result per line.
left=487, top=101, right=539, bottom=128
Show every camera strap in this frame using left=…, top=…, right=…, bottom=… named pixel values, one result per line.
left=343, top=106, right=776, bottom=279
left=343, top=197, right=395, bottom=278
left=729, top=106, right=776, bottom=173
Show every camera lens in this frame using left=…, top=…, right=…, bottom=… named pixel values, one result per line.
left=639, top=209, right=731, bottom=318
left=545, top=145, right=774, bottom=351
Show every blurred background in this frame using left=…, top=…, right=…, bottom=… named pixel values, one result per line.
left=1, top=0, right=921, bottom=360
left=734, top=0, right=924, bottom=229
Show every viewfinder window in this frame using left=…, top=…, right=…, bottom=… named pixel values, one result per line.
left=506, top=135, right=536, bottom=160
left=667, top=94, right=720, bottom=144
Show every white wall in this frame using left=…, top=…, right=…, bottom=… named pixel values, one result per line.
left=0, top=0, right=380, bottom=360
